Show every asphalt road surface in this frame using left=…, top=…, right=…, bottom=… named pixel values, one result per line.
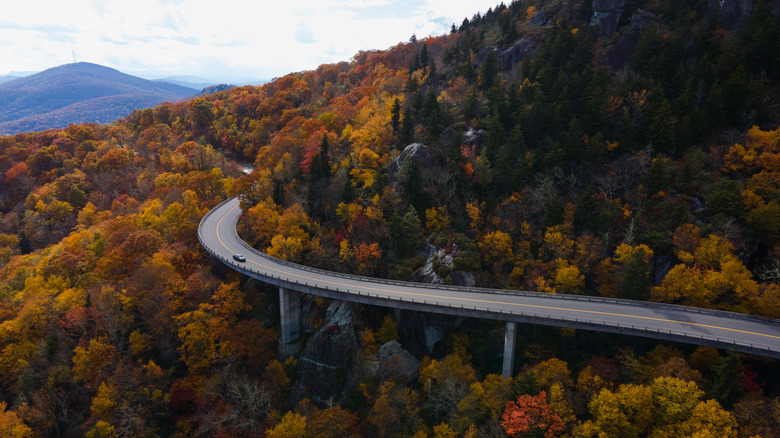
left=199, top=197, right=780, bottom=359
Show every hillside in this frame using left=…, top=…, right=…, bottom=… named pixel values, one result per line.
left=0, top=0, right=779, bottom=436
left=0, top=62, right=196, bottom=135
left=0, top=75, right=22, bottom=84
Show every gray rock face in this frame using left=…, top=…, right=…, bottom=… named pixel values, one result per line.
left=476, top=38, right=536, bottom=71
left=325, top=299, right=353, bottom=327
left=629, top=9, right=656, bottom=30
left=388, top=142, right=432, bottom=182
left=651, top=254, right=674, bottom=286
left=607, top=9, right=656, bottom=69
left=377, top=340, right=421, bottom=383
left=590, top=0, right=627, bottom=35
left=411, top=243, right=476, bottom=287
left=289, top=301, right=358, bottom=405
left=396, top=310, right=466, bottom=358
left=462, top=128, right=486, bottom=147
left=498, top=38, right=536, bottom=70
left=710, top=0, right=754, bottom=31
left=530, top=10, right=549, bottom=26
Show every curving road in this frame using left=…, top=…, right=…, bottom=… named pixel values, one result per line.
left=199, top=197, right=780, bottom=360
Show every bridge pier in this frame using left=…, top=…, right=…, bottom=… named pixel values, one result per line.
left=279, top=287, right=301, bottom=344
left=502, top=321, right=517, bottom=378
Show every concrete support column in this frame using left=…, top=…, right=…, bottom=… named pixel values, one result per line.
left=279, top=287, right=301, bottom=344
left=502, top=321, right=517, bottom=378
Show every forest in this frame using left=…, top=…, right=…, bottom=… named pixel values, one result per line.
left=0, top=0, right=779, bottom=436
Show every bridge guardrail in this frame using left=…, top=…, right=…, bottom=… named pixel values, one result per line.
left=222, top=215, right=778, bottom=328
left=198, top=197, right=780, bottom=347
left=206, top=250, right=778, bottom=356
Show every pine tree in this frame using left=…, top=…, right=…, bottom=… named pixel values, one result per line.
left=479, top=50, right=499, bottom=91
left=710, top=351, right=745, bottom=409
left=317, top=134, right=331, bottom=180
left=423, top=91, right=443, bottom=141
left=391, top=98, right=401, bottom=132
left=399, top=107, right=415, bottom=147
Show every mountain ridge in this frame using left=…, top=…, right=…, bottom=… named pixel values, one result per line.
left=0, top=62, right=197, bottom=135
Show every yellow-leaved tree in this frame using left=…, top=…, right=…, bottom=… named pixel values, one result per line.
left=577, top=376, right=737, bottom=438
left=652, top=234, right=757, bottom=310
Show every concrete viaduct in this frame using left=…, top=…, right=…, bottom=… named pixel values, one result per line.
left=199, top=197, right=780, bottom=377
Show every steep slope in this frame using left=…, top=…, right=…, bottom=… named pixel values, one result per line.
left=0, top=62, right=196, bottom=134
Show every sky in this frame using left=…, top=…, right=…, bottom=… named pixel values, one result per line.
left=1, top=0, right=500, bottom=83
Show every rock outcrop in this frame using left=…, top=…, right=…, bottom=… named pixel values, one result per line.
left=629, top=9, right=656, bottom=30
left=530, top=10, right=549, bottom=26
left=377, top=340, right=421, bottom=383
left=396, top=310, right=466, bottom=358
left=709, top=0, right=754, bottom=31
left=462, top=128, right=486, bottom=148
left=476, top=38, right=536, bottom=71
left=590, top=0, right=627, bottom=35
left=289, top=301, right=359, bottom=405
left=411, top=243, right=476, bottom=287
left=607, top=9, right=656, bottom=69
left=388, top=142, right=433, bottom=183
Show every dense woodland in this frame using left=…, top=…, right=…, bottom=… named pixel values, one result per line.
left=1, top=0, right=780, bottom=436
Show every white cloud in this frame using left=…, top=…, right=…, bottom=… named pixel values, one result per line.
left=0, top=0, right=500, bottom=81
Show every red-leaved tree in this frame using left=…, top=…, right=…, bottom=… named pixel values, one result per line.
left=501, top=391, right=564, bottom=438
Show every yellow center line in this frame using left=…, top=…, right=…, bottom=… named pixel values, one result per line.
left=212, top=201, right=780, bottom=343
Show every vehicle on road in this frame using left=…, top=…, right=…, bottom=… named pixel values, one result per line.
left=232, top=253, right=246, bottom=262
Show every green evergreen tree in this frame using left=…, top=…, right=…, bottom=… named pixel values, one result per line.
left=423, top=91, right=443, bottom=141
left=710, top=351, right=745, bottom=409
left=462, top=86, right=480, bottom=120
left=399, top=107, right=415, bottom=147
left=310, top=134, right=331, bottom=182
left=391, top=98, right=401, bottom=132
left=618, top=249, right=652, bottom=300
left=459, top=18, right=470, bottom=33
left=485, top=112, right=505, bottom=160
left=479, top=50, right=499, bottom=91
left=405, top=73, right=419, bottom=93
left=399, top=157, right=430, bottom=213
left=389, top=206, right=423, bottom=256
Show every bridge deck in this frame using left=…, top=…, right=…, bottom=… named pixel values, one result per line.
left=199, top=197, right=780, bottom=359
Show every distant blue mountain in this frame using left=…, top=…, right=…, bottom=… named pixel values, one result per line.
left=0, top=75, right=22, bottom=84
left=154, top=75, right=217, bottom=90
left=0, top=62, right=197, bottom=135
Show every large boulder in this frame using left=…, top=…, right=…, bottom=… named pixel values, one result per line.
left=377, top=340, right=421, bottom=383
left=289, top=301, right=359, bottom=405
left=590, top=0, right=627, bottom=35
left=388, top=142, right=432, bottom=183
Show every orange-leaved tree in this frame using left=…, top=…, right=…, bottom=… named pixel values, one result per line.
left=501, top=391, right=564, bottom=438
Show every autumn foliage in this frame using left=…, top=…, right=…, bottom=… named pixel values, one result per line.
left=502, top=391, right=564, bottom=438
left=0, top=0, right=779, bottom=435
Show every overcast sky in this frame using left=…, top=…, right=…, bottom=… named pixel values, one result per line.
left=1, top=0, right=500, bottom=83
